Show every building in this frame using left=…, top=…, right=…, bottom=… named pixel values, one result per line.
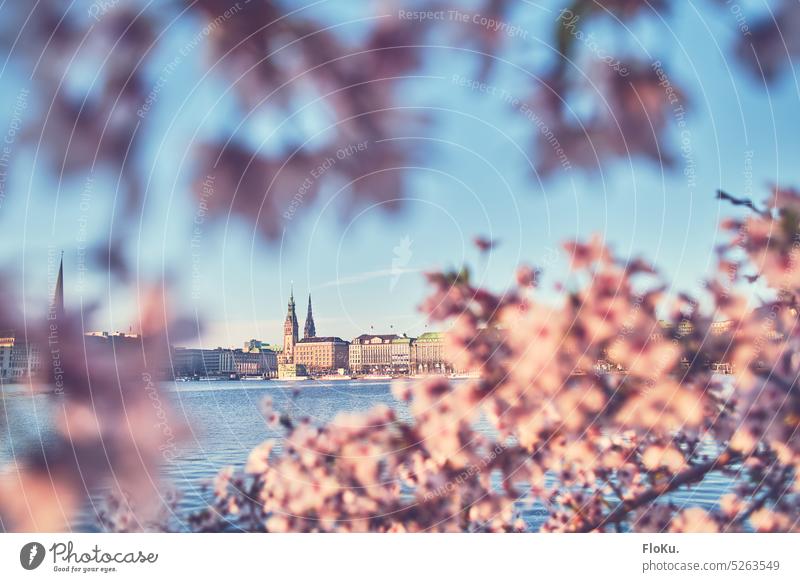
left=241, top=339, right=279, bottom=375
left=652, top=319, right=733, bottom=341
left=294, top=336, right=349, bottom=374
left=410, top=331, right=449, bottom=375
left=277, top=362, right=307, bottom=379
left=0, top=332, right=13, bottom=379
left=0, top=254, right=61, bottom=383
left=349, top=334, right=399, bottom=373
left=245, top=339, right=282, bottom=356
left=710, top=320, right=733, bottom=335
left=171, top=347, right=224, bottom=378
left=85, top=330, right=140, bottom=341
left=347, top=332, right=454, bottom=375
left=0, top=331, right=42, bottom=381
left=11, top=340, right=41, bottom=380
left=390, top=335, right=413, bottom=374
left=171, top=346, right=276, bottom=379
left=348, top=341, right=361, bottom=372
left=221, top=348, right=277, bottom=377
left=276, top=291, right=350, bottom=377
left=243, top=338, right=264, bottom=352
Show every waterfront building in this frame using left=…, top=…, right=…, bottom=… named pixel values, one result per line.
left=294, top=336, right=349, bottom=374
left=652, top=319, right=733, bottom=341
left=410, top=331, right=450, bottom=375
left=278, top=362, right=307, bottom=378
left=245, top=339, right=282, bottom=355
left=390, top=335, right=413, bottom=374
left=85, top=330, right=140, bottom=340
left=710, top=320, right=733, bottom=335
left=242, top=339, right=279, bottom=373
left=0, top=332, right=12, bottom=379
left=171, top=346, right=276, bottom=379
left=221, top=348, right=276, bottom=377
left=171, top=347, right=224, bottom=378
left=0, top=254, right=62, bottom=382
left=243, top=338, right=264, bottom=352
left=12, top=340, right=41, bottom=379
left=348, top=340, right=361, bottom=372
left=0, top=331, right=41, bottom=381
left=349, top=334, right=399, bottom=373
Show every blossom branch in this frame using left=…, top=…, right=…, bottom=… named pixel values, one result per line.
left=577, top=450, right=740, bottom=532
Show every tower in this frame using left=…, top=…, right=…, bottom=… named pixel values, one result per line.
left=304, top=293, right=316, bottom=339
left=282, top=286, right=299, bottom=363
left=53, top=251, right=64, bottom=320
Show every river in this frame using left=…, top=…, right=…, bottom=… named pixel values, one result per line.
left=0, top=379, right=735, bottom=531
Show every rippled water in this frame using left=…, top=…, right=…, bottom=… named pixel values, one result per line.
left=0, top=379, right=734, bottom=531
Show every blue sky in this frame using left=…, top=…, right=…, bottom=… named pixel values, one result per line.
left=0, top=0, right=797, bottom=348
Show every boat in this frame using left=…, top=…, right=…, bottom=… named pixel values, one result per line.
left=359, top=374, right=393, bottom=380
left=317, top=375, right=354, bottom=381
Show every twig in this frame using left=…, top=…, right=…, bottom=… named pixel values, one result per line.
left=577, top=449, right=739, bottom=532
left=716, top=189, right=768, bottom=216
left=736, top=465, right=791, bottom=524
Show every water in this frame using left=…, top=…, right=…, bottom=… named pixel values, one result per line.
left=0, top=380, right=734, bottom=531
left=163, top=379, right=415, bottom=530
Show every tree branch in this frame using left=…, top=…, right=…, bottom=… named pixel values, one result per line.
left=577, top=449, right=739, bottom=532
left=736, top=465, right=791, bottom=525
left=716, top=189, right=769, bottom=216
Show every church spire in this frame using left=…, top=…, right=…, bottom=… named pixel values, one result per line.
left=53, top=251, right=64, bottom=319
left=304, top=293, right=316, bottom=339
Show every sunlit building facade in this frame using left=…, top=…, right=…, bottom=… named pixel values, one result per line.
left=390, top=335, right=413, bottom=374
left=294, top=336, right=349, bottom=374
left=410, top=331, right=450, bottom=375
left=0, top=332, right=42, bottom=381
left=349, top=334, right=399, bottom=373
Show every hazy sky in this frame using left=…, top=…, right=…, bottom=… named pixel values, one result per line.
left=1, top=0, right=797, bottom=348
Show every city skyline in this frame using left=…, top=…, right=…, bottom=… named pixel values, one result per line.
left=44, top=251, right=451, bottom=349
left=4, top=2, right=800, bottom=352
left=41, top=254, right=442, bottom=351
left=174, top=287, right=455, bottom=379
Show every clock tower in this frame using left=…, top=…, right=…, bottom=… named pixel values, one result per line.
left=280, top=287, right=299, bottom=363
